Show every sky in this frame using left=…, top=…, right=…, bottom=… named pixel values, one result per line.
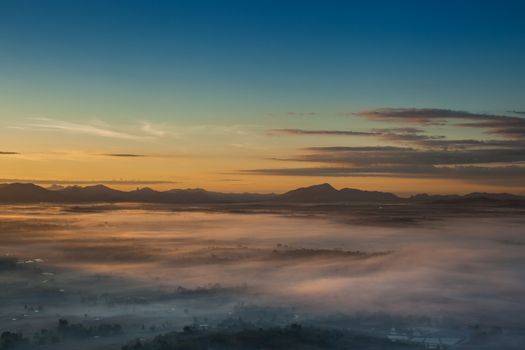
left=0, top=0, right=524, bottom=194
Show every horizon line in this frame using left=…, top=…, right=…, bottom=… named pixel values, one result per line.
left=1, top=181, right=524, bottom=198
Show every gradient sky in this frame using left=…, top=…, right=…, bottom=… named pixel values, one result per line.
left=1, top=0, right=524, bottom=194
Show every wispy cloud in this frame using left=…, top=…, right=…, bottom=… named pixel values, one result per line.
left=0, top=151, right=19, bottom=155
left=268, top=127, right=444, bottom=143
left=186, top=124, right=259, bottom=136
left=240, top=163, right=525, bottom=186
left=214, top=178, right=243, bottom=182
left=11, top=118, right=263, bottom=143
left=266, top=112, right=318, bottom=117
left=140, top=121, right=168, bottom=137
left=371, top=127, right=425, bottom=134
left=416, top=139, right=525, bottom=150
left=286, top=112, right=318, bottom=116
left=103, top=153, right=146, bottom=157
left=268, top=128, right=376, bottom=136
left=292, top=146, right=525, bottom=166
left=13, top=118, right=150, bottom=140
left=355, top=108, right=503, bottom=124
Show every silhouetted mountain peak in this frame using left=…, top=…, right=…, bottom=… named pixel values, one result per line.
left=279, top=183, right=400, bottom=203
left=410, top=191, right=525, bottom=203
left=2, top=182, right=41, bottom=189
left=0, top=183, right=58, bottom=202
left=167, top=188, right=208, bottom=194
left=56, top=184, right=126, bottom=202
left=279, top=183, right=339, bottom=202
left=285, top=183, right=337, bottom=194
left=464, top=192, right=522, bottom=200
left=47, top=184, right=65, bottom=191
left=84, top=184, right=114, bottom=191
left=312, top=183, right=337, bottom=190
left=0, top=183, right=50, bottom=194
left=131, top=187, right=158, bottom=194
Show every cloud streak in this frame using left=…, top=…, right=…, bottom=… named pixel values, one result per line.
left=250, top=130, right=525, bottom=188
left=268, top=128, right=376, bottom=136
left=293, top=146, right=525, bottom=166
left=268, top=128, right=446, bottom=143
left=140, top=122, right=168, bottom=137
left=13, top=118, right=150, bottom=140
left=355, top=108, right=525, bottom=139
left=241, top=165, right=525, bottom=186
left=286, top=112, right=318, bottom=116
left=103, top=153, right=146, bottom=157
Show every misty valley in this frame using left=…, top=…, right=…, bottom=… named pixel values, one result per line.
left=1, top=203, right=525, bottom=349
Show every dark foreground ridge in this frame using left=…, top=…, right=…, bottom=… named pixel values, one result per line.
left=121, top=323, right=422, bottom=350
left=0, top=182, right=524, bottom=204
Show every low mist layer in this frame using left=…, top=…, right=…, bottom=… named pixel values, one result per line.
left=1, top=204, right=524, bottom=349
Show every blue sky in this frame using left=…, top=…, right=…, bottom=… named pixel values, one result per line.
left=2, top=0, right=524, bottom=118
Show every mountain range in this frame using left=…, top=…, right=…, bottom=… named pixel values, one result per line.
left=0, top=182, right=523, bottom=204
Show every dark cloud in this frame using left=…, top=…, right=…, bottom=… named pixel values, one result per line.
left=268, top=128, right=376, bottom=136
left=241, top=166, right=417, bottom=177
left=103, top=153, right=146, bottom=157
left=0, top=151, right=19, bottom=155
left=241, top=145, right=525, bottom=187
left=354, top=108, right=525, bottom=139
left=294, top=146, right=525, bottom=166
left=355, top=108, right=510, bottom=124
left=256, top=108, right=525, bottom=187
left=417, top=139, right=525, bottom=150
left=268, top=128, right=443, bottom=142
left=371, top=127, right=425, bottom=134
left=241, top=164, right=525, bottom=177
left=456, top=121, right=525, bottom=139
left=304, top=146, right=408, bottom=152
left=240, top=164, right=525, bottom=186
left=379, top=132, right=444, bottom=142
left=508, top=111, right=525, bottom=115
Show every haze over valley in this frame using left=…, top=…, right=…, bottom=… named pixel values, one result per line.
left=1, top=198, right=525, bottom=349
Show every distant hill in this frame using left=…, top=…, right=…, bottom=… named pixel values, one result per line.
left=0, top=183, right=275, bottom=204
left=165, top=188, right=275, bottom=203
left=278, top=183, right=401, bottom=203
left=410, top=192, right=525, bottom=204
left=0, top=183, right=61, bottom=202
left=47, top=184, right=66, bottom=191
left=59, top=185, right=128, bottom=202
left=278, top=183, right=340, bottom=202
left=0, top=182, right=523, bottom=204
